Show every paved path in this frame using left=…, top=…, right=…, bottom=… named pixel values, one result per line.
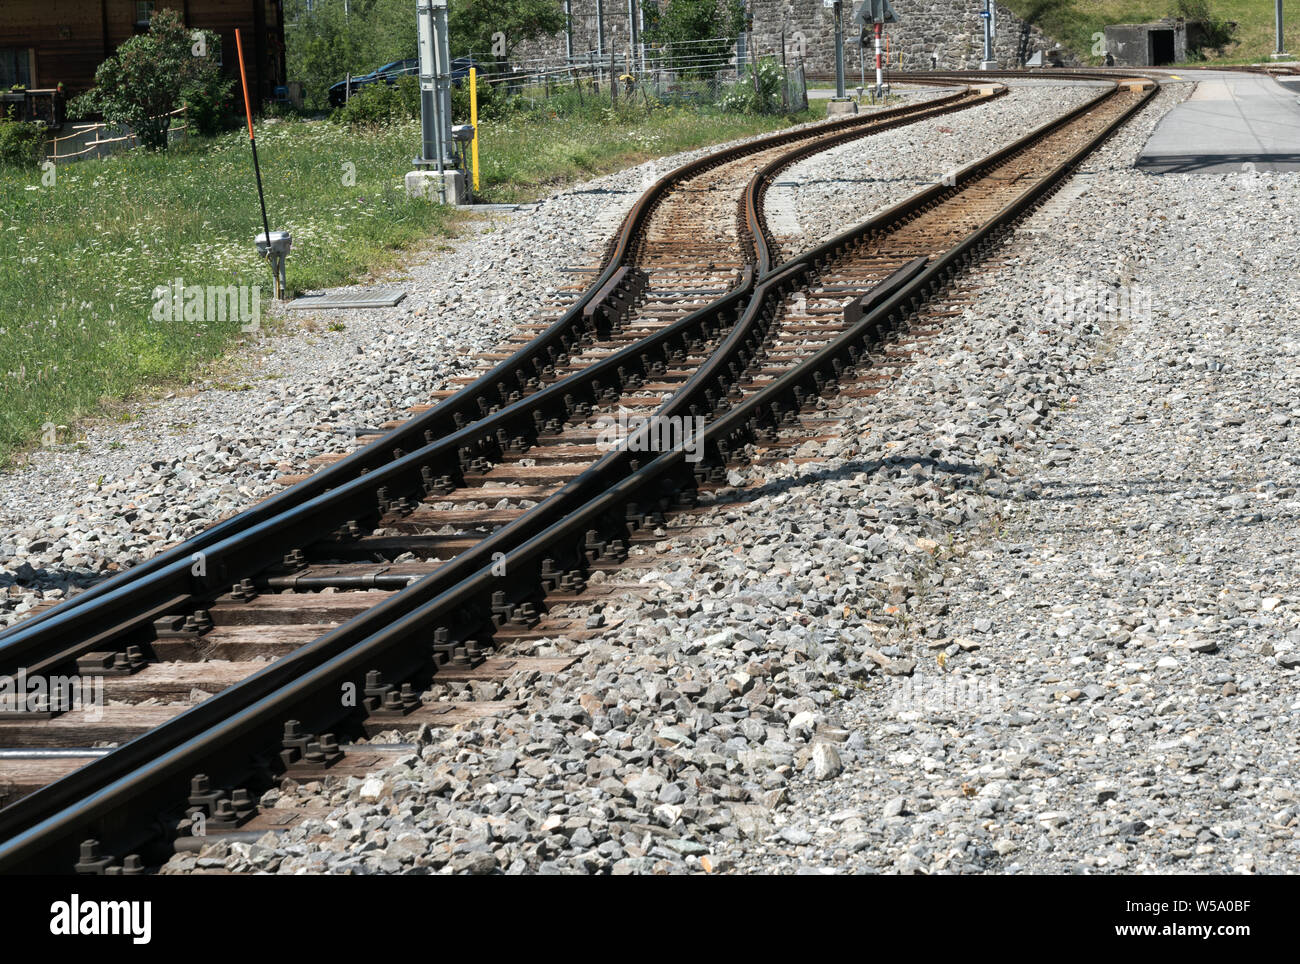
left=1137, top=70, right=1300, bottom=173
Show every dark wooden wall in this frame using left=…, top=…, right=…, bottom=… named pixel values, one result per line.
left=0, top=0, right=285, bottom=99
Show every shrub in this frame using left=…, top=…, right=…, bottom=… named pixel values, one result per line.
left=394, top=74, right=421, bottom=118
left=450, top=73, right=503, bottom=122
left=1173, top=0, right=1236, bottom=54
left=182, top=68, right=235, bottom=138
left=76, top=9, right=225, bottom=151
left=329, top=77, right=419, bottom=129
left=65, top=91, right=98, bottom=121
left=721, top=57, right=786, bottom=115
left=0, top=114, right=47, bottom=168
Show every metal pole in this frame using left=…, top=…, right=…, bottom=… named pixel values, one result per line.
left=781, top=26, right=789, bottom=111
left=596, top=0, right=606, bottom=85
left=417, top=0, right=435, bottom=169
left=433, top=0, right=454, bottom=168
left=737, top=1, right=748, bottom=76
left=834, top=0, right=845, bottom=99
left=234, top=29, right=271, bottom=246
left=636, top=0, right=646, bottom=75
left=1277, top=0, right=1287, bottom=56
left=627, top=0, right=640, bottom=75
left=469, top=66, right=480, bottom=192
left=416, top=0, right=448, bottom=203
left=564, top=0, right=573, bottom=65
left=859, top=30, right=866, bottom=91
left=981, top=0, right=995, bottom=68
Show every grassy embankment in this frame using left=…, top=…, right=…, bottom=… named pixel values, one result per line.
left=1002, top=0, right=1293, bottom=64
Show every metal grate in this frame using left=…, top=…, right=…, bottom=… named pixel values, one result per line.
left=287, top=288, right=408, bottom=310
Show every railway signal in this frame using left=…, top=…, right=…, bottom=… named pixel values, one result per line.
left=854, top=0, right=898, bottom=100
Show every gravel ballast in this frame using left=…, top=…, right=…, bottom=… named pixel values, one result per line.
left=16, top=79, right=1288, bottom=877
left=770, top=81, right=1103, bottom=256
left=161, top=79, right=1300, bottom=875
left=0, top=83, right=1090, bottom=627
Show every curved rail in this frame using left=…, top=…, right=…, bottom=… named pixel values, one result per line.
left=0, top=85, right=983, bottom=645
left=0, top=76, right=1155, bottom=873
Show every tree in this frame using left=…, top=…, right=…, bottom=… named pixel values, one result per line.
left=448, top=0, right=566, bottom=64
left=644, top=0, right=745, bottom=77
left=75, top=9, right=224, bottom=150
left=284, top=0, right=415, bottom=109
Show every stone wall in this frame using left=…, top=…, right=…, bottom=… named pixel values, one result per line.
left=509, top=1, right=1074, bottom=75
left=747, top=0, right=1070, bottom=73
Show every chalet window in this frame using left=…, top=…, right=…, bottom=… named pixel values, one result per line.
left=0, top=48, right=32, bottom=89
left=135, top=1, right=156, bottom=29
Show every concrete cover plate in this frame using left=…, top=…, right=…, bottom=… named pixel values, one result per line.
left=287, top=288, right=408, bottom=310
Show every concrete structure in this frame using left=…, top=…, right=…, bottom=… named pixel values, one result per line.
left=1137, top=70, right=1300, bottom=173
left=512, top=1, right=1071, bottom=75
left=405, top=169, right=469, bottom=205
left=1102, top=18, right=1215, bottom=67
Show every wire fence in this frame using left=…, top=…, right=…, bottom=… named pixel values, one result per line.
left=465, top=35, right=808, bottom=115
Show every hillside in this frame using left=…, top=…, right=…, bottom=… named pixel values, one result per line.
left=1000, top=0, right=1292, bottom=63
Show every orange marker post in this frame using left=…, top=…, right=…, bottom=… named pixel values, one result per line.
left=235, top=28, right=272, bottom=247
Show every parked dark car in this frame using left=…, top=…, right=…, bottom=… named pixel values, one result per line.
left=328, top=59, right=418, bottom=108
left=328, top=57, right=485, bottom=107
left=450, top=57, right=484, bottom=84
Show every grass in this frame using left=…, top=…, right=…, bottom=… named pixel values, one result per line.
left=473, top=103, right=817, bottom=203
left=0, top=103, right=814, bottom=465
left=0, top=119, right=458, bottom=465
left=1002, top=0, right=1294, bottom=64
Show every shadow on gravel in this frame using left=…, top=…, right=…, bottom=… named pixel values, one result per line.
left=705, top=455, right=985, bottom=510
left=1, top=460, right=991, bottom=624
left=1, top=561, right=105, bottom=625
left=1135, top=152, right=1300, bottom=173
left=556, top=186, right=637, bottom=197
left=791, top=175, right=935, bottom=187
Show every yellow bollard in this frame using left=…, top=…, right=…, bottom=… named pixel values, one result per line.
left=469, top=67, right=480, bottom=193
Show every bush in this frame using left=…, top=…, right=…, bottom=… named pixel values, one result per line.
left=721, top=57, right=786, bottom=115
left=0, top=115, right=47, bottom=168
left=450, top=73, right=503, bottom=122
left=182, top=70, right=235, bottom=138
left=330, top=76, right=419, bottom=129
left=65, top=92, right=97, bottom=122
left=76, top=9, right=226, bottom=151
left=1173, top=0, right=1236, bottom=54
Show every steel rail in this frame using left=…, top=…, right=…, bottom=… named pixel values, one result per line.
left=0, top=86, right=982, bottom=644
left=0, top=88, right=998, bottom=680
left=0, top=77, right=1153, bottom=873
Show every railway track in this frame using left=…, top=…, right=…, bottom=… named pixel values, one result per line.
left=5, top=81, right=993, bottom=649
left=0, top=74, right=1154, bottom=873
